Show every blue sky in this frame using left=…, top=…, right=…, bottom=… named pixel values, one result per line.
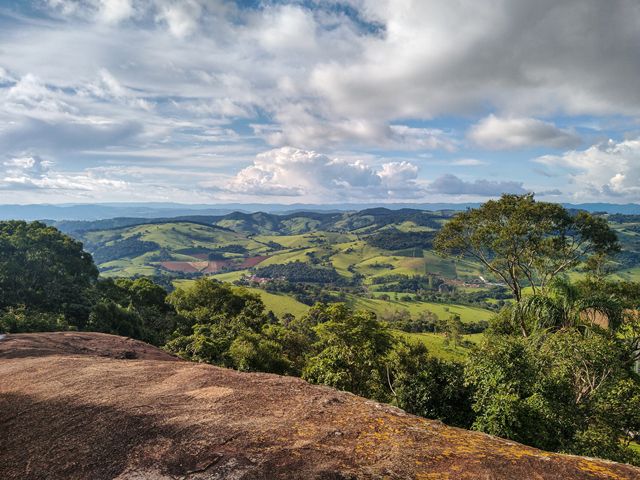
left=0, top=0, right=639, bottom=204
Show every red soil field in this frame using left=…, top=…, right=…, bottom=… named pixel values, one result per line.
left=160, top=256, right=269, bottom=274
left=239, top=255, right=269, bottom=268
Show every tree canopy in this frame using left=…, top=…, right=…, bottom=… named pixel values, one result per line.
left=434, top=194, right=619, bottom=303
left=466, top=329, right=640, bottom=463
left=0, top=221, right=98, bottom=325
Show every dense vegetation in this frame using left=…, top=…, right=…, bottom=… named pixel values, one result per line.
left=253, top=261, right=342, bottom=284
left=366, top=228, right=436, bottom=250
left=91, top=236, right=159, bottom=264
left=435, top=193, right=620, bottom=303
left=0, top=221, right=98, bottom=327
left=2, top=196, right=640, bottom=466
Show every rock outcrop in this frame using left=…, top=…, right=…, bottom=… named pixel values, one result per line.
left=1, top=332, right=639, bottom=479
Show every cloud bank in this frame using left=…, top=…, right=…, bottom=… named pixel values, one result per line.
left=0, top=1, right=638, bottom=202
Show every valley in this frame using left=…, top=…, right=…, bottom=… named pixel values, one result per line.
left=53, top=207, right=640, bottom=361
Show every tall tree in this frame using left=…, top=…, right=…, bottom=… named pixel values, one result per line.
left=434, top=194, right=618, bottom=316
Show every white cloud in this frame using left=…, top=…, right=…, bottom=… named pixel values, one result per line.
left=536, top=138, right=640, bottom=200
left=377, top=161, right=419, bottom=188
left=3, top=74, right=74, bottom=118
left=468, top=115, right=581, bottom=150
left=226, top=147, right=422, bottom=199
left=155, top=0, right=203, bottom=38
left=98, top=0, right=135, bottom=24
left=3, top=155, right=52, bottom=177
left=85, top=69, right=153, bottom=110
left=0, top=154, right=127, bottom=192
left=255, top=5, right=318, bottom=54
left=388, top=125, right=456, bottom=151
left=311, top=1, right=640, bottom=119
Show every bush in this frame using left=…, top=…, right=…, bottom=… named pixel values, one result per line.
left=0, top=306, right=71, bottom=333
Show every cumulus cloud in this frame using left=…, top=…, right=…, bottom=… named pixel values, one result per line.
left=0, top=154, right=127, bottom=192
left=255, top=5, right=318, bottom=54
left=226, top=147, right=422, bottom=199
left=429, top=174, right=527, bottom=196
left=98, top=0, right=135, bottom=24
left=536, top=138, right=640, bottom=200
left=468, top=115, right=581, bottom=150
left=155, top=0, right=203, bottom=38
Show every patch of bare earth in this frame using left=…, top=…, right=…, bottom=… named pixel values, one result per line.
left=1, top=332, right=639, bottom=479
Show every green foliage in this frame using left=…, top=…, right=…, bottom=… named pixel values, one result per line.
left=229, top=323, right=309, bottom=375
left=0, top=306, right=70, bottom=333
left=91, top=277, right=177, bottom=345
left=435, top=194, right=619, bottom=304
left=87, top=300, right=146, bottom=339
left=253, top=261, right=342, bottom=284
left=164, top=278, right=298, bottom=374
left=0, top=221, right=98, bottom=327
left=168, top=278, right=267, bottom=332
left=389, top=341, right=474, bottom=428
left=509, top=277, right=624, bottom=335
left=443, top=314, right=464, bottom=347
left=366, top=228, right=436, bottom=250
left=466, top=329, right=640, bottom=463
left=302, top=304, right=394, bottom=400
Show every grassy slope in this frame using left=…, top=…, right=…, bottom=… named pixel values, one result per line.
left=350, top=293, right=493, bottom=323
left=399, top=331, right=483, bottom=361
left=85, top=219, right=493, bottom=283
left=242, top=287, right=311, bottom=318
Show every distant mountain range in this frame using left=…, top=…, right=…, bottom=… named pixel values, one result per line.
left=1, top=201, right=640, bottom=221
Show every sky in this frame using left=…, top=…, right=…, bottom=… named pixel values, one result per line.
left=0, top=0, right=639, bottom=205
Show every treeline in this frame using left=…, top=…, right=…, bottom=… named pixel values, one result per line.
left=380, top=309, right=488, bottom=335
left=366, top=228, right=436, bottom=250
left=91, top=236, right=159, bottom=264
left=254, top=279, right=347, bottom=305
left=253, top=261, right=342, bottom=284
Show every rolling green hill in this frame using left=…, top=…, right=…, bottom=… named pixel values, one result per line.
left=59, top=208, right=640, bottom=329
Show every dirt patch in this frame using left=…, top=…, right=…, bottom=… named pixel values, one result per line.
left=239, top=255, right=270, bottom=269
left=161, top=260, right=234, bottom=273
left=160, top=261, right=209, bottom=273
left=202, top=260, right=233, bottom=273
left=1, top=333, right=639, bottom=479
left=159, top=256, right=268, bottom=274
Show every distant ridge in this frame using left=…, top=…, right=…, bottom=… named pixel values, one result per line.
left=1, top=201, right=639, bottom=221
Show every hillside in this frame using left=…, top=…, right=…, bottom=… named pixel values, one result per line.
left=57, top=209, right=640, bottom=284
left=1, top=332, right=639, bottom=480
